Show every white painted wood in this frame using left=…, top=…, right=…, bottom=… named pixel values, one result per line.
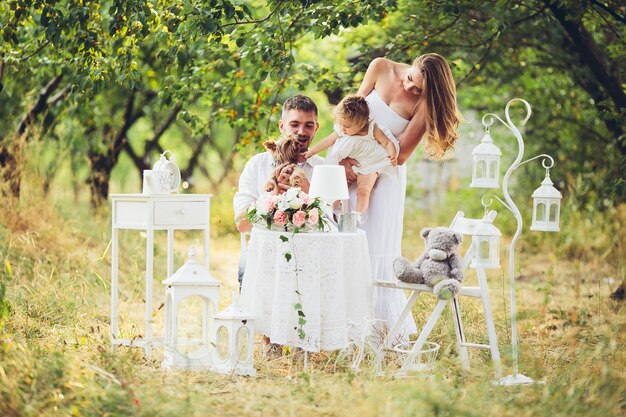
left=110, top=193, right=212, bottom=357
left=376, top=210, right=502, bottom=376
left=153, top=201, right=208, bottom=225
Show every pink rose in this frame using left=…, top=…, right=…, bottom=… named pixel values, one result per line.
left=292, top=210, right=306, bottom=227
left=273, top=210, right=287, bottom=225
left=265, top=198, right=277, bottom=213
left=308, top=208, right=319, bottom=224
left=300, top=192, right=312, bottom=205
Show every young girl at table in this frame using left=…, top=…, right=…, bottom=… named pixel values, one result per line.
left=304, top=95, right=398, bottom=215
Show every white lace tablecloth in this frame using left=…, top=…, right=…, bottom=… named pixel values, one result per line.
left=240, top=227, right=372, bottom=352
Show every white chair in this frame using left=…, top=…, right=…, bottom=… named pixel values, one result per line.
left=376, top=210, right=502, bottom=377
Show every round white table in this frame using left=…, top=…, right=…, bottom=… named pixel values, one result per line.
left=240, top=227, right=373, bottom=352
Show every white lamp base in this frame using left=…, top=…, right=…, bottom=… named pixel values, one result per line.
left=495, top=373, right=542, bottom=386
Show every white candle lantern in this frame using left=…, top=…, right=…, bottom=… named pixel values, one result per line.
left=212, top=299, right=256, bottom=376
left=530, top=172, right=562, bottom=232
left=162, top=246, right=221, bottom=370
left=470, top=130, right=502, bottom=189
left=471, top=216, right=501, bottom=269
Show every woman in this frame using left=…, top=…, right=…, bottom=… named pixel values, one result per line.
left=343, top=53, right=462, bottom=342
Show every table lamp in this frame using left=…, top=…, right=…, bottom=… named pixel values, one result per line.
left=309, top=165, right=356, bottom=232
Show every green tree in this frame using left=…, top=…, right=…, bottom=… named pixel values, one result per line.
left=1, top=0, right=395, bottom=206
left=303, top=0, right=625, bottom=206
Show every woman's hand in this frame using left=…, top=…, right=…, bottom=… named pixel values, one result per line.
left=301, top=150, right=312, bottom=161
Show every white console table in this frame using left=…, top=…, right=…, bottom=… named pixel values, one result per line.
left=110, top=193, right=211, bottom=356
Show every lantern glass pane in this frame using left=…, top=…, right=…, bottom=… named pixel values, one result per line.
left=236, top=327, right=250, bottom=362
left=489, top=160, right=497, bottom=178
left=549, top=203, right=558, bottom=222
left=176, top=295, right=205, bottom=354
left=479, top=240, right=490, bottom=260
left=216, top=325, right=229, bottom=361
left=476, top=160, right=486, bottom=179
left=536, top=202, right=546, bottom=221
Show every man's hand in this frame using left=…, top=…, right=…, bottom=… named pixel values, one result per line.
left=338, top=157, right=360, bottom=184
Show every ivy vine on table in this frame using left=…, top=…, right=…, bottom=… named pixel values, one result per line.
left=280, top=234, right=307, bottom=340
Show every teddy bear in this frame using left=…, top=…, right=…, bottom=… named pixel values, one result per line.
left=393, top=227, right=464, bottom=300
left=263, top=135, right=307, bottom=194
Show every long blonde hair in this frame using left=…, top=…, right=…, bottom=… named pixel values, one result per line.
left=413, top=53, right=462, bottom=159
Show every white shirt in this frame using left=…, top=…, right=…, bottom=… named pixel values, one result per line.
left=233, top=152, right=325, bottom=219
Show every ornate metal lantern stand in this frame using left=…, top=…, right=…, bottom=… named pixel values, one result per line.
left=471, top=98, right=562, bottom=386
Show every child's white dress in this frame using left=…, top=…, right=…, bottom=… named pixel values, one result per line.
left=326, top=120, right=399, bottom=175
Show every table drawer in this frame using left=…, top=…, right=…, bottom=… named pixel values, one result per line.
left=154, top=201, right=208, bottom=226
left=114, top=201, right=148, bottom=226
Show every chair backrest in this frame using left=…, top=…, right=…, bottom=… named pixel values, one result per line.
left=449, top=210, right=498, bottom=270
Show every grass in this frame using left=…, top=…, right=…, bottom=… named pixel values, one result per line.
left=1, top=179, right=624, bottom=417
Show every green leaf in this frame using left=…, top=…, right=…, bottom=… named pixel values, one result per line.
left=284, top=252, right=292, bottom=262
left=4, top=260, right=12, bottom=278
left=279, top=235, right=289, bottom=242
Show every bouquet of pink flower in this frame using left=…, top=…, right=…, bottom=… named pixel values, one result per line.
left=244, top=187, right=330, bottom=232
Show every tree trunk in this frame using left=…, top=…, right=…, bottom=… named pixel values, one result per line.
left=547, top=2, right=626, bottom=111
left=85, top=91, right=147, bottom=208
left=546, top=1, right=626, bottom=158
left=86, top=150, right=114, bottom=208
left=0, top=75, right=64, bottom=198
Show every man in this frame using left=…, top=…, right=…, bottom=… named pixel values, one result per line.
left=233, top=95, right=325, bottom=286
left=234, top=95, right=325, bottom=233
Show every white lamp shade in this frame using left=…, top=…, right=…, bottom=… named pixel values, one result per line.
left=308, top=165, right=349, bottom=201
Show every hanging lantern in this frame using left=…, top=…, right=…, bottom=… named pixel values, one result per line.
left=471, top=216, right=501, bottom=269
left=212, top=299, right=256, bottom=377
left=162, top=246, right=221, bottom=370
left=530, top=172, right=562, bottom=232
left=470, top=131, right=502, bottom=189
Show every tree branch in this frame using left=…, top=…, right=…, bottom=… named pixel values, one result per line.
left=46, top=83, right=72, bottom=107
left=221, top=1, right=285, bottom=29
left=546, top=1, right=626, bottom=110
left=588, top=0, right=626, bottom=24
left=15, top=74, right=64, bottom=137
left=144, top=103, right=182, bottom=155
left=19, top=40, right=51, bottom=62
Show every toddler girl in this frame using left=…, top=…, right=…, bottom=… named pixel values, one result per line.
left=304, top=95, right=398, bottom=214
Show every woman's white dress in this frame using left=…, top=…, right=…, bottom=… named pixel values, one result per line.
left=325, top=120, right=399, bottom=175
left=351, top=89, right=418, bottom=342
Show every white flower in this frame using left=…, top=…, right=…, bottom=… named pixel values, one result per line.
left=284, top=187, right=304, bottom=209
left=255, top=194, right=271, bottom=216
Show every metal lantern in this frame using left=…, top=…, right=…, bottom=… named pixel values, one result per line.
left=212, top=299, right=256, bottom=376
left=470, top=131, right=502, bottom=189
left=471, top=217, right=501, bottom=269
left=530, top=172, right=562, bottom=232
left=162, top=246, right=221, bottom=370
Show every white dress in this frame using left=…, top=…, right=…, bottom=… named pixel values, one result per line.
left=351, top=89, right=418, bottom=342
left=326, top=120, right=399, bottom=175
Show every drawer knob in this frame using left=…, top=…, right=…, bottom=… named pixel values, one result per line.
left=176, top=209, right=186, bottom=215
